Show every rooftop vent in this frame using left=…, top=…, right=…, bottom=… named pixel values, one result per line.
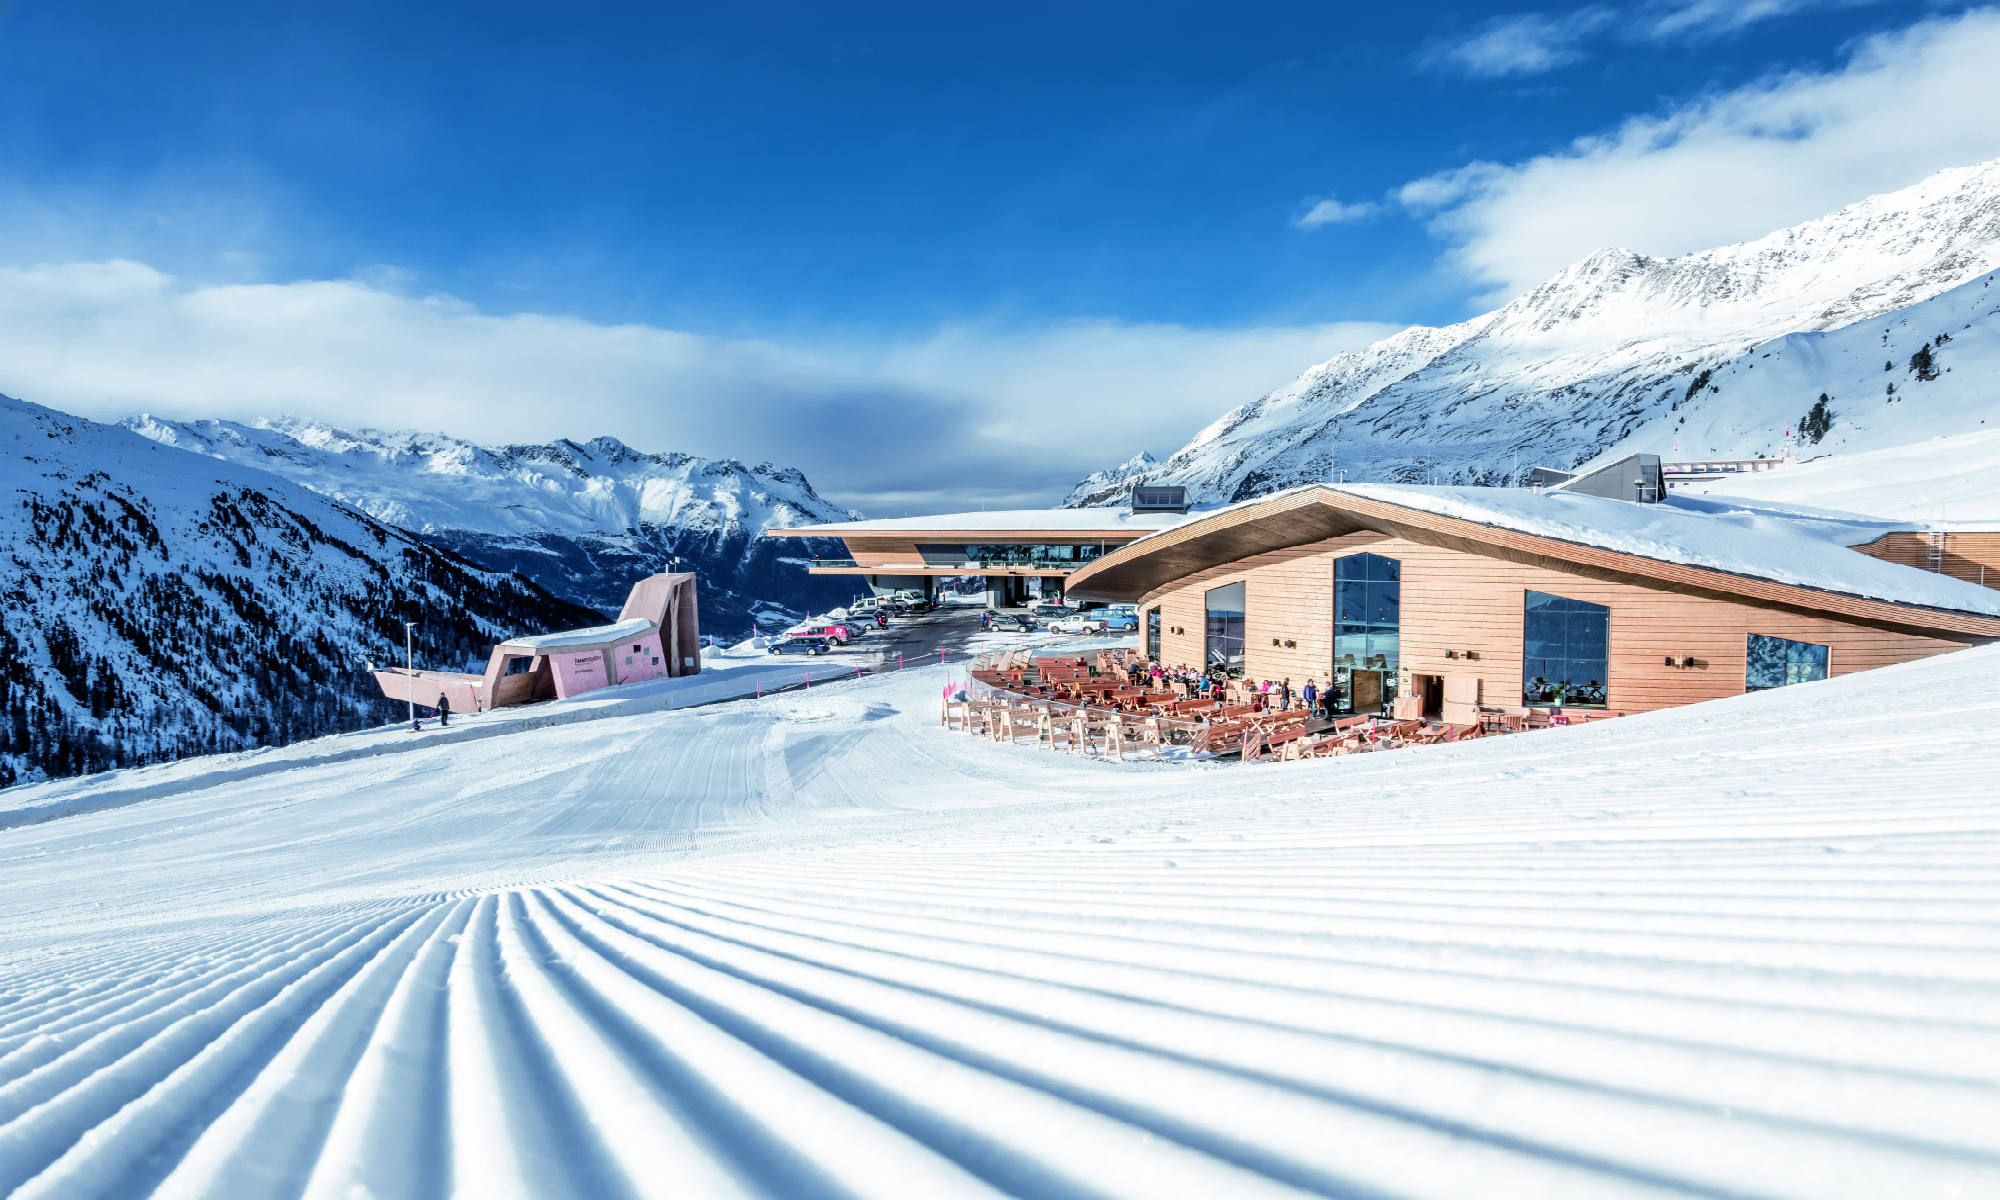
left=1130, top=485, right=1189, bottom=514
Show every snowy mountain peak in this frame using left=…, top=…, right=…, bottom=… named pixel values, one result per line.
left=1062, top=450, right=1159, bottom=506
left=1071, top=156, right=2000, bottom=506
left=119, top=413, right=860, bottom=636
left=121, top=416, right=857, bottom=537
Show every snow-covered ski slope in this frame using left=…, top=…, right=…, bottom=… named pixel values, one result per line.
left=3, top=645, right=1999, bottom=1198
left=1685, top=429, right=2000, bottom=526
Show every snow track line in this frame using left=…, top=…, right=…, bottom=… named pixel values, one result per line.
left=587, top=880, right=2000, bottom=1151
left=572, top=882, right=1754, bottom=1199
left=619, top=874, right=2000, bottom=1036
left=533, top=888, right=1332, bottom=1200
left=4, top=906, right=438, bottom=1198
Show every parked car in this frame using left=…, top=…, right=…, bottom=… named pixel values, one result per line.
left=1046, top=612, right=1111, bottom=635
left=828, top=607, right=886, bottom=631
left=890, top=590, right=936, bottom=613
left=848, top=597, right=892, bottom=623
left=768, top=636, right=829, bottom=656
left=790, top=621, right=855, bottom=644
left=984, top=610, right=1037, bottom=632
left=1096, top=604, right=1140, bottom=632
left=1029, top=601, right=1073, bottom=620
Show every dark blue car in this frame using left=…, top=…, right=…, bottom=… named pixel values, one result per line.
left=767, top=636, right=830, bottom=656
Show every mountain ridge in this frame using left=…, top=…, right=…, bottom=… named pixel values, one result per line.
left=120, top=415, right=861, bottom=631
left=1069, top=157, right=2000, bottom=505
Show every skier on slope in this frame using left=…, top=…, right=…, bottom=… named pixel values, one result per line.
left=436, top=694, right=451, bottom=728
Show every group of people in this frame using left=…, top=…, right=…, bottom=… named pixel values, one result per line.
left=1124, top=660, right=1347, bottom=720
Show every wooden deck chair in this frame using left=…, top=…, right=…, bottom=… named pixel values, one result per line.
left=1043, top=711, right=1072, bottom=752
left=1101, top=718, right=1127, bottom=761
left=1136, top=716, right=1167, bottom=756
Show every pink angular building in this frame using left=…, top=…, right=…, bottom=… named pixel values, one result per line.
left=372, top=572, right=700, bottom=715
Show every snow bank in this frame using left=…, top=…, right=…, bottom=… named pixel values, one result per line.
left=1685, top=430, right=2000, bottom=527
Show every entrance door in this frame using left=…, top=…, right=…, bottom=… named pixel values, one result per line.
left=1414, top=674, right=1444, bottom=720
left=1351, top=669, right=1383, bottom=714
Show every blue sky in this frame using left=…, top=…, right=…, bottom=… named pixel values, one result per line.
left=1, top=1, right=1995, bottom=508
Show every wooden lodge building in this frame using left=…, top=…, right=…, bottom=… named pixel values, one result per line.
left=1061, top=481, right=2000, bottom=726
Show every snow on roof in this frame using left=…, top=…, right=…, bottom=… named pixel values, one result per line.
left=499, top=616, right=655, bottom=651
left=787, top=506, right=1200, bottom=535
left=1335, top=483, right=2000, bottom=617
left=1680, top=432, right=2000, bottom=529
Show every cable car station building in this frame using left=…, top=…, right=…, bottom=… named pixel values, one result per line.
left=770, top=486, right=1201, bottom=607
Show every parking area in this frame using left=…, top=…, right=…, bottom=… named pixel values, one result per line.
left=794, top=604, right=991, bottom=668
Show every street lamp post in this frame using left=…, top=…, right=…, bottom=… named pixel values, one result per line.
left=403, top=620, right=416, bottom=729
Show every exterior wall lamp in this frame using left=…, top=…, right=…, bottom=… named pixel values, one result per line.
left=1272, top=637, right=1296, bottom=648
left=1444, top=649, right=1479, bottom=661
left=1664, top=656, right=1699, bottom=668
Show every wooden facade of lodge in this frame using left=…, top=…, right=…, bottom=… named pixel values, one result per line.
left=1064, top=487, right=2000, bottom=727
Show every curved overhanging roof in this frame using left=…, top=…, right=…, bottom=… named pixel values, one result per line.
left=1064, top=485, right=2000, bottom=642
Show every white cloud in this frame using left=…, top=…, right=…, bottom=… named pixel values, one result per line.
left=1426, top=1, right=1891, bottom=79
left=1398, top=8, right=2000, bottom=300
left=1293, top=197, right=1381, bottom=229
left=0, top=260, right=1398, bottom=511
left=1426, top=8, right=1615, bottom=79
left=1639, top=0, right=1883, bottom=42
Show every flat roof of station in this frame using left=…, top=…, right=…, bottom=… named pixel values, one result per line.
left=769, top=506, right=1203, bottom=538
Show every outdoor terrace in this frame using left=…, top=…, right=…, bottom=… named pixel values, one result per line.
left=951, top=648, right=1624, bottom=762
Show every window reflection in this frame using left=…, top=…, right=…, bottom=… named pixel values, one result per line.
left=1746, top=633, right=1828, bottom=690
left=1332, top=554, right=1399, bottom=714
left=1522, top=591, right=1609, bottom=707
left=1204, top=582, right=1245, bottom=677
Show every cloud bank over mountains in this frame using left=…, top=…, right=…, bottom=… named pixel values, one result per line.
left=0, top=258, right=1392, bottom=511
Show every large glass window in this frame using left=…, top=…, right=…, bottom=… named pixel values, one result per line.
left=1204, top=582, right=1246, bottom=677
left=1522, top=591, right=1609, bottom=707
left=1145, top=607, right=1162, bottom=661
left=916, top=543, right=1108, bottom=568
left=1746, top=634, right=1828, bottom=690
left=1332, top=553, right=1400, bottom=714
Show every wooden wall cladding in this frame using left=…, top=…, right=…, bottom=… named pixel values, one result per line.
left=1140, top=534, right=1965, bottom=712
left=1854, top=532, right=2000, bottom=590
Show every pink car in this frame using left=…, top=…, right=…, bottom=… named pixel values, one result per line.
left=791, top=621, right=855, bottom=644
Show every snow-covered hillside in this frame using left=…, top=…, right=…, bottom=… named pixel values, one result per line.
left=122, top=417, right=860, bottom=633
left=0, top=395, right=601, bottom=787
left=2, top=645, right=1997, bottom=1197
left=1072, top=157, right=2000, bottom=505
left=1684, top=430, right=2000, bottom=524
